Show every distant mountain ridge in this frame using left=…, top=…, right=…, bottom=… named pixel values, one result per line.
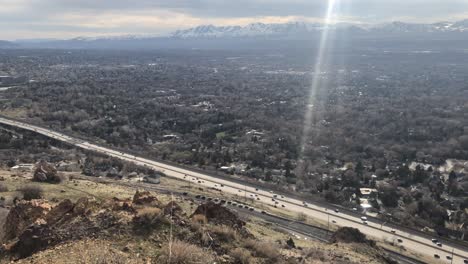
left=4, top=19, right=468, bottom=50
left=0, top=40, right=18, bottom=48
left=171, top=20, right=468, bottom=39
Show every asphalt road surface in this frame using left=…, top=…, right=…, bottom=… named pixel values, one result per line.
left=1, top=116, right=467, bottom=264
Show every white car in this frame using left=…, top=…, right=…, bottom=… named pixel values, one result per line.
left=361, top=216, right=367, bottom=221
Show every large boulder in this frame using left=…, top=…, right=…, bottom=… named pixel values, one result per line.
left=132, top=190, right=160, bottom=207
left=108, top=197, right=135, bottom=212
left=191, top=202, right=245, bottom=228
left=11, top=220, right=52, bottom=258
left=45, top=199, right=74, bottom=225
left=3, top=200, right=52, bottom=241
left=163, top=201, right=182, bottom=216
left=33, top=160, right=60, bottom=183
left=73, top=197, right=99, bottom=216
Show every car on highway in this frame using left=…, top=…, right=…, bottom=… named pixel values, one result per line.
left=431, top=239, right=438, bottom=243
left=390, top=230, right=396, bottom=234
left=436, top=242, right=442, bottom=247
left=332, top=220, right=336, bottom=223
left=362, top=221, right=368, bottom=225
left=255, top=188, right=258, bottom=191
left=361, top=216, right=367, bottom=221
left=446, top=256, right=452, bottom=260
left=261, top=211, right=266, bottom=214
left=334, top=209, right=339, bottom=213
left=464, top=259, right=468, bottom=264
left=434, top=254, right=440, bottom=259
left=397, top=238, right=403, bottom=243
left=195, top=195, right=201, bottom=199
left=249, top=208, right=254, bottom=211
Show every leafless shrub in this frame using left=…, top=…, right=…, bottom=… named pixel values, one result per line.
left=243, top=239, right=281, bottom=262
left=210, top=225, right=238, bottom=242
left=230, top=248, right=252, bottom=264
left=302, top=247, right=326, bottom=262
left=297, top=212, right=307, bottom=222
left=158, top=240, right=214, bottom=264
left=17, top=185, right=43, bottom=200
left=133, top=207, right=167, bottom=229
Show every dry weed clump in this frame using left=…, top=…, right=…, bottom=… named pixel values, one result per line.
left=230, top=248, right=252, bottom=264
left=192, top=214, right=207, bottom=224
left=17, top=185, right=43, bottom=200
left=158, top=240, right=214, bottom=264
left=134, top=207, right=168, bottom=229
left=210, top=225, right=238, bottom=242
left=243, top=239, right=281, bottom=261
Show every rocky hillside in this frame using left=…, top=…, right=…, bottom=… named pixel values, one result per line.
left=0, top=167, right=398, bottom=264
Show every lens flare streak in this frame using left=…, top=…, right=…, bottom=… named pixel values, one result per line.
left=300, top=0, right=339, bottom=156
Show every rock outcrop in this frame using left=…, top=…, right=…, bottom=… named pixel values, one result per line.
left=191, top=202, right=245, bottom=229
left=132, top=190, right=160, bottom=207
left=33, top=161, right=60, bottom=183
left=3, top=199, right=52, bottom=241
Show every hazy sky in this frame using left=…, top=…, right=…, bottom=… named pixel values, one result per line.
left=1, top=0, right=468, bottom=40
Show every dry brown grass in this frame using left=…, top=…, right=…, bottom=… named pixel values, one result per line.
left=210, top=225, right=238, bottom=242
left=79, top=246, right=133, bottom=264
left=243, top=239, right=281, bottom=262
left=230, top=248, right=252, bottom=264
left=134, top=207, right=168, bottom=229
left=192, top=214, right=207, bottom=224
left=158, top=240, right=214, bottom=264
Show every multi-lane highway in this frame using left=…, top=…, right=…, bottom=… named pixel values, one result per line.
left=1, top=116, right=467, bottom=263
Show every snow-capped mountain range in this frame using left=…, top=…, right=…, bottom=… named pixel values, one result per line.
left=54, top=20, right=468, bottom=42
left=5, top=20, right=468, bottom=50
left=170, top=20, right=468, bottom=39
